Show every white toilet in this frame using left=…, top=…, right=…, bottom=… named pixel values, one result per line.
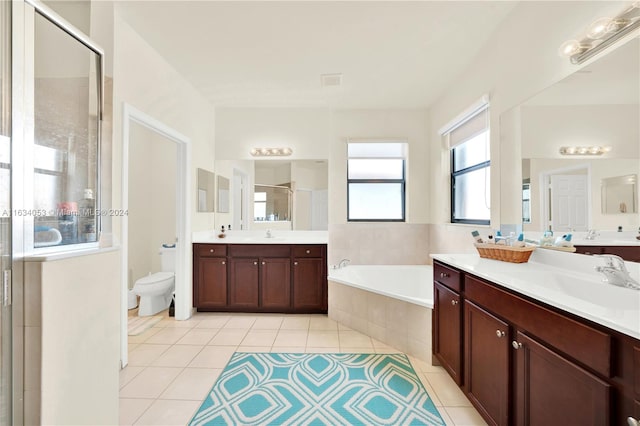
left=133, top=245, right=176, bottom=316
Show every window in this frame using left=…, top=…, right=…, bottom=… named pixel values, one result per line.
left=443, top=99, right=490, bottom=224
left=32, top=9, right=103, bottom=249
left=347, top=141, right=406, bottom=221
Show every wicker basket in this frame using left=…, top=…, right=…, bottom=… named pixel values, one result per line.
left=474, top=243, right=536, bottom=263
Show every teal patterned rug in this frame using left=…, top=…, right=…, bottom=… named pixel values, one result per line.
left=189, top=352, right=445, bottom=426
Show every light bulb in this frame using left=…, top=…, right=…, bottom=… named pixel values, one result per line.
left=587, top=17, right=612, bottom=39
left=250, top=148, right=259, bottom=156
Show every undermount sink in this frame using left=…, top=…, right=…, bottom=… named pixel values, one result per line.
left=545, top=273, right=640, bottom=310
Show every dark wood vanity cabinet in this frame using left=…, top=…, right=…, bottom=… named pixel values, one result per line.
left=434, top=281, right=462, bottom=384
left=433, top=260, right=638, bottom=426
left=193, top=245, right=227, bottom=309
left=193, top=243, right=326, bottom=313
left=464, top=301, right=509, bottom=426
left=574, top=245, right=640, bottom=262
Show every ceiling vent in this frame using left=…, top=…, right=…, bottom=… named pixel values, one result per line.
left=321, top=73, right=342, bottom=87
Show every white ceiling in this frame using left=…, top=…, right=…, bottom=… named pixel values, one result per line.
left=115, top=1, right=517, bottom=109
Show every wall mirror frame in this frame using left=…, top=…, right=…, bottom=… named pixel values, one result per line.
left=601, top=174, right=637, bottom=214
left=500, top=35, right=639, bottom=233
left=196, top=168, right=215, bottom=212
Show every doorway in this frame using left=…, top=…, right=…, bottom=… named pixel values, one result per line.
left=541, top=164, right=591, bottom=232
left=121, top=104, right=191, bottom=367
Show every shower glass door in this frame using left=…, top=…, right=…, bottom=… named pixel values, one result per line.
left=0, top=1, right=11, bottom=424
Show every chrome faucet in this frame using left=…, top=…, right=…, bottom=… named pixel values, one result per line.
left=585, top=229, right=598, bottom=240
left=594, top=254, right=640, bottom=290
left=337, top=259, right=350, bottom=269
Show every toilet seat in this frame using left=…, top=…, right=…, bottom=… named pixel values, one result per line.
left=135, top=271, right=174, bottom=286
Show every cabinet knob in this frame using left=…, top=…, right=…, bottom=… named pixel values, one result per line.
left=440, top=272, right=449, bottom=278
left=496, top=330, right=505, bottom=338
left=221, top=261, right=226, bottom=265
left=306, top=249, right=310, bottom=254
left=627, top=417, right=639, bottom=426
left=262, top=261, right=265, bottom=265
left=294, top=261, right=298, bottom=266
left=210, top=249, right=214, bottom=253
left=253, top=261, right=258, bottom=266
left=451, top=299, right=458, bottom=306
left=512, top=341, right=522, bottom=350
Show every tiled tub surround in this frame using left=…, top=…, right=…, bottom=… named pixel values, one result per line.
left=328, top=265, right=433, bottom=364
left=328, top=223, right=430, bottom=266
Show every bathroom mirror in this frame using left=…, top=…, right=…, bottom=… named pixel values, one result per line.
left=601, top=174, right=637, bottom=214
left=217, top=175, right=230, bottom=213
left=500, top=36, right=639, bottom=232
left=197, top=168, right=215, bottom=212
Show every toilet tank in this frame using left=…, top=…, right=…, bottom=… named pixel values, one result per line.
left=159, top=245, right=176, bottom=272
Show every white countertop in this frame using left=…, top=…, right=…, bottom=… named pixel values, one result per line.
left=431, top=249, right=640, bottom=340
left=192, top=230, right=328, bottom=245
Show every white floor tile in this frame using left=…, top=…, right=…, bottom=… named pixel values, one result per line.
left=444, top=407, right=488, bottom=426
left=119, top=398, right=154, bottom=426
left=339, top=330, right=373, bottom=348
left=280, top=317, right=310, bottom=330
left=306, top=347, right=340, bottom=353
left=159, top=367, right=221, bottom=401
left=309, top=317, right=338, bottom=330
left=425, top=372, right=471, bottom=407
left=145, top=328, right=191, bottom=345
left=241, top=330, right=278, bottom=346
left=224, top=316, right=257, bottom=329
left=271, top=346, right=305, bottom=353
left=273, top=330, right=308, bottom=347
left=133, top=399, right=201, bottom=425
left=120, top=365, right=145, bottom=389
left=195, top=316, right=230, bottom=329
left=128, top=326, right=163, bottom=344
left=208, top=329, right=247, bottom=345
left=119, top=367, right=183, bottom=399
left=251, top=316, right=284, bottom=330
left=176, top=328, right=219, bottom=345
left=151, top=345, right=204, bottom=368
left=307, top=331, right=339, bottom=347
left=128, top=344, right=171, bottom=367
left=189, top=345, right=236, bottom=368
left=237, top=346, right=272, bottom=353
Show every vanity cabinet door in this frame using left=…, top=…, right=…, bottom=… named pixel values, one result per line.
left=292, top=257, right=326, bottom=311
left=260, top=258, right=291, bottom=310
left=195, top=257, right=227, bottom=308
left=434, top=281, right=462, bottom=385
left=229, top=258, right=260, bottom=308
left=514, top=331, right=611, bottom=426
left=464, top=301, right=510, bottom=426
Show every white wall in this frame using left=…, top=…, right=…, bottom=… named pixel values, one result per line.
left=329, top=108, right=430, bottom=225
left=427, top=1, right=631, bottom=251
left=25, top=250, right=120, bottom=425
left=521, top=105, right=639, bottom=159
left=215, top=108, right=331, bottom=160
left=112, top=10, right=216, bottom=239
left=112, top=10, right=217, bottom=315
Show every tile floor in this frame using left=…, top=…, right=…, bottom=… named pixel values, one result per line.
left=120, top=311, right=487, bottom=426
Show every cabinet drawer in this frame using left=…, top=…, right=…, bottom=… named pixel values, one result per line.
left=195, top=244, right=227, bottom=257
left=465, top=275, right=611, bottom=377
left=434, top=262, right=461, bottom=292
left=229, top=244, right=291, bottom=258
left=293, top=245, right=324, bottom=258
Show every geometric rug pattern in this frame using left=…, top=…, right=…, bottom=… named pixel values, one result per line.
left=189, top=352, right=445, bottom=426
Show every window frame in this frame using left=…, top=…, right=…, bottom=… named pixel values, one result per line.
left=442, top=98, right=491, bottom=225
left=30, top=2, right=104, bottom=253
left=450, top=147, right=490, bottom=225
left=346, top=142, right=406, bottom=222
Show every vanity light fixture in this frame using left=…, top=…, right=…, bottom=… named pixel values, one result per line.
left=560, top=3, right=640, bottom=64
left=250, top=147, right=293, bottom=157
left=559, top=146, right=612, bottom=156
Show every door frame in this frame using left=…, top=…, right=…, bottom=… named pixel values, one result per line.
left=121, top=103, right=191, bottom=367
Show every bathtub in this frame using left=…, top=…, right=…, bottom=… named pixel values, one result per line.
left=327, top=264, right=433, bottom=364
